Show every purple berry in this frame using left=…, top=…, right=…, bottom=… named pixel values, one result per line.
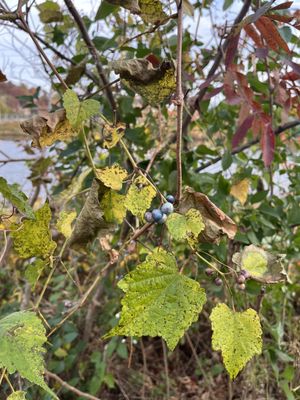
left=240, top=269, right=250, bottom=279
left=144, top=211, right=153, bottom=223
left=214, top=277, right=223, bottom=287
left=161, top=202, right=174, bottom=215
left=152, top=209, right=163, bottom=222
left=166, top=195, right=175, bottom=204
left=157, top=213, right=168, bottom=224
left=237, top=274, right=246, bottom=284
left=205, top=268, right=214, bottom=276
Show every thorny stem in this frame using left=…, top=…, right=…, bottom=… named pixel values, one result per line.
left=175, top=0, right=184, bottom=203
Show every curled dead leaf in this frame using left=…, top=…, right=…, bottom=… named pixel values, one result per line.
left=20, top=109, right=76, bottom=148
left=179, top=187, right=237, bottom=244
left=68, top=179, right=113, bottom=251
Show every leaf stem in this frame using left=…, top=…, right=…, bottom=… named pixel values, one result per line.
left=82, top=129, right=96, bottom=172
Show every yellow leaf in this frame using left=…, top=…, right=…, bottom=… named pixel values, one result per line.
left=100, top=190, right=127, bottom=224
left=103, top=122, right=126, bottom=149
left=125, top=175, right=156, bottom=218
left=56, top=211, right=77, bottom=238
left=230, top=179, right=249, bottom=205
left=95, top=164, right=128, bottom=191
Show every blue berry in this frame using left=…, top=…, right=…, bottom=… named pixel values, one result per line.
left=166, top=194, right=175, bottom=204
left=152, top=209, right=163, bottom=222
left=161, top=202, right=174, bottom=215
left=144, top=211, right=154, bottom=223
left=157, top=213, right=168, bottom=224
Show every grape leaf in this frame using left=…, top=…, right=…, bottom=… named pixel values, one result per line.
left=25, top=259, right=46, bottom=289
left=56, top=168, right=91, bottom=206
left=0, top=178, right=35, bottom=220
left=210, top=303, right=262, bottom=379
left=7, top=391, right=27, bottom=400
left=232, top=244, right=286, bottom=283
left=179, top=187, right=237, bottom=244
left=95, top=164, right=128, bottom=191
left=0, top=312, right=57, bottom=398
left=112, top=58, right=176, bottom=105
left=106, top=0, right=140, bottom=13
left=230, top=179, right=250, bottom=205
left=104, top=248, right=206, bottom=350
left=21, top=109, right=76, bottom=148
left=100, top=190, right=127, bottom=224
left=63, top=89, right=100, bottom=128
left=125, top=175, right=156, bottom=218
left=11, top=203, right=56, bottom=259
left=139, top=0, right=167, bottom=24
left=37, top=1, right=63, bottom=23
left=56, top=210, right=77, bottom=238
left=166, top=208, right=205, bottom=245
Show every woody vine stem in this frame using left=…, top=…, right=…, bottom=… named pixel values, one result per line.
left=176, top=0, right=184, bottom=203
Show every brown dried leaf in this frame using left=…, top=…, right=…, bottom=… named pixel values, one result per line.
left=68, top=179, right=113, bottom=251
left=0, top=70, right=7, bottom=82
left=179, top=187, right=237, bottom=244
left=20, top=109, right=76, bottom=148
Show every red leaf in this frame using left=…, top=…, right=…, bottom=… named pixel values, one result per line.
left=282, top=71, right=299, bottom=80
left=261, top=122, right=275, bottom=166
left=255, top=16, right=290, bottom=53
left=268, top=14, right=294, bottom=23
left=232, top=115, right=254, bottom=148
left=225, top=32, right=240, bottom=69
left=244, top=24, right=263, bottom=47
left=255, top=47, right=269, bottom=58
left=198, top=73, right=221, bottom=91
left=271, top=1, right=293, bottom=10
left=224, top=72, right=241, bottom=105
left=284, top=59, right=300, bottom=76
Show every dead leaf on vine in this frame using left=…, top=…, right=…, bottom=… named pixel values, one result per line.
left=232, top=244, right=287, bottom=284
left=102, top=122, right=126, bottom=149
left=68, top=179, right=113, bottom=251
left=112, top=56, right=176, bottom=104
left=106, top=0, right=141, bottom=14
left=21, top=109, right=76, bottom=148
left=179, top=187, right=237, bottom=244
left=65, top=62, right=86, bottom=85
left=0, top=70, right=7, bottom=82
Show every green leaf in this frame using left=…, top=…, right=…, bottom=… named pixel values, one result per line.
left=96, top=1, right=118, bottom=20
left=100, top=190, right=127, bottom=224
left=11, top=203, right=56, bottom=259
left=104, top=248, right=206, bottom=350
left=222, top=151, right=233, bottom=170
left=95, top=164, right=128, bottom=191
left=63, top=89, right=100, bottom=128
left=232, top=245, right=286, bottom=283
left=0, top=178, right=35, bottom=220
left=124, top=175, right=156, bottom=218
left=210, top=303, right=262, bottom=379
left=139, top=0, right=167, bottom=24
left=25, top=259, right=46, bottom=289
left=166, top=208, right=205, bottom=245
left=56, top=210, right=77, bottom=238
left=37, top=1, right=63, bottom=23
left=7, top=391, right=27, bottom=400
left=0, top=312, right=57, bottom=398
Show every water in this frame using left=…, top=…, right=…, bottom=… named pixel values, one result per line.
left=0, top=139, right=34, bottom=196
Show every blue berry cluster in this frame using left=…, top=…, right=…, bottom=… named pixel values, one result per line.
left=144, top=195, right=175, bottom=224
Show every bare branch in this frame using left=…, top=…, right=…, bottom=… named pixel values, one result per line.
left=195, top=119, right=300, bottom=173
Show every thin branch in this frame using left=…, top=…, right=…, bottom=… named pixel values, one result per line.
left=45, top=370, right=101, bottom=400
left=64, top=0, right=117, bottom=111
left=194, top=119, right=300, bottom=173
left=175, top=0, right=184, bottom=202
left=182, top=0, right=252, bottom=135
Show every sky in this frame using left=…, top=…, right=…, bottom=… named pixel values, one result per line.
left=1, top=0, right=299, bottom=90
left=0, top=0, right=222, bottom=89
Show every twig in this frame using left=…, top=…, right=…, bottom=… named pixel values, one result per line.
left=194, top=119, right=300, bottom=172
left=175, top=0, right=184, bottom=202
left=45, top=370, right=101, bottom=400
left=64, top=0, right=117, bottom=111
